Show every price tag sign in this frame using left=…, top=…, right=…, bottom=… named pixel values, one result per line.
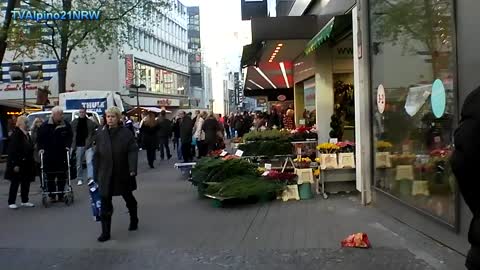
left=235, top=150, right=244, bottom=157
left=329, top=138, right=338, bottom=144
left=265, top=163, right=272, bottom=170
left=220, top=150, right=228, bottom=157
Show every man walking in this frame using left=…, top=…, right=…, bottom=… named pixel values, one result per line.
left=71, top=107, right=98, bottom=186
left=172, top=114, right=183, bottom=160
left=157, top=110, right=172, bottom=160
left=37, top=106, right=73, bottom=202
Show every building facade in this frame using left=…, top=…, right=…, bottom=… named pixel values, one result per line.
left=187, top=6, right=205, bottom=108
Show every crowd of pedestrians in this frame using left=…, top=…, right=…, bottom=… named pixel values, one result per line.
left=2, top=105, right=295, bottom=242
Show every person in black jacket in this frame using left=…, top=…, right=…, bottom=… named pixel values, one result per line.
left=94, top=106, right=139, bottom=242
left=140, top=112, right=158, bottom=168
left=156, top=110, right=172, bottom=160
left=172, top=115, right=182, bottom=160
left=37, top=107, right=73, bottom=202
left=202, top=113, right=221, bottom=154
left=451, top=86, right=480, bottom=270
left=4, top=116, right=35, bottom=209
left=179, top=111, right=193, bottom=162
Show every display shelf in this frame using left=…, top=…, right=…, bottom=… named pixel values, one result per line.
left=318, top=168, right=356, bottom=199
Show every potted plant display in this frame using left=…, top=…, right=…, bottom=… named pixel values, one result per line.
left=317, top=142, right=340, bottom=169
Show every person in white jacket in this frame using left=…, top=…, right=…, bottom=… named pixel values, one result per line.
left=192, top=111, right=207, bottom=158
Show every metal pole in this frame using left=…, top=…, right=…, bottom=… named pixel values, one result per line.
left=136, top=86, right=140, bottom=120
left=22, top=64, right=26, bottom=114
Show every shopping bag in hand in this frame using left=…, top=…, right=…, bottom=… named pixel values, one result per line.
left=88, top=179, right=101, bottom=222
left=341, top=232, right=371, bottom=248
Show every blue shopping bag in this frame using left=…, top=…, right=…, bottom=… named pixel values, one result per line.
left=88, top=179, right=101, bottom=222
left=191, top=137, right=197, bottom=146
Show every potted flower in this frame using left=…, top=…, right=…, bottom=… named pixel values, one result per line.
left=337, top=141, right=355, bottom=153
left=390, top=153, right=416, bottom=167
left=290, top=126, right=318, bottom=141
left=337, top=141, right=355, bottom=168
left=265, top=170, right=298, bottom=185
left=376, top=140, right=393, bottom=168
left=316, top=143, right=340, bottom=169
left=376, top=140, right=393, bottom=152
left=293, top=157, right=312, bottom=168
left=428, top=148, right=453, bottom=194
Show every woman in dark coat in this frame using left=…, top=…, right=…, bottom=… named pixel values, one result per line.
left=140, top=112, right=158, bottom=168
left=94, top=106, right=139, bottom=242
left=4, top=116, right=35, bottom=209
left=202, top=113, right=221, bottom=154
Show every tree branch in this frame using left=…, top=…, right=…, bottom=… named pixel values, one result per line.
left=67, top=29, right=90, bottom=60
left=43, top=20, right=60, bottom=61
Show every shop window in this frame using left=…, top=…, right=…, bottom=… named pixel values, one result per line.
left=370, top=0, right=457, bottom=226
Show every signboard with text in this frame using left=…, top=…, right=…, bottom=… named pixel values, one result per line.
left=125, top=54, right=134, bottom=86
left=66, top=98, right=108, bottom=115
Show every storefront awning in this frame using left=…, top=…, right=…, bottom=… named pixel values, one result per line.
left=240, top=15, right=318, bottom=68
left=304, top=14, right=352, bottom=55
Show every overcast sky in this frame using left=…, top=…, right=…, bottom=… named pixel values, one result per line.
left=179, top=0, right=250, bottom=69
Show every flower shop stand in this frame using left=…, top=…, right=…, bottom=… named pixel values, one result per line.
left=319, top=168, right=356, bottom=199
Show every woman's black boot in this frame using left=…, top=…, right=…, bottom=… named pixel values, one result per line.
left=97, top=216, right=111, bottom=242
left=128, top=208, right=139, bottom=231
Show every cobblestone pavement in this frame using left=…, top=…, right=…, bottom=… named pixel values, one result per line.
left=0, top=152, right=466, bottom=270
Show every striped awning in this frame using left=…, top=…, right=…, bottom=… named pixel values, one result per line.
left=304, top=14, right=352, bottom=55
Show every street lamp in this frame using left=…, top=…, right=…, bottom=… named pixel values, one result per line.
left=9, top=62, right=42, bottom=113
left=129, top=83, right=146, bottom=119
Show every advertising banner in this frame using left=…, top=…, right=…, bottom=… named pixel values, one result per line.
left=304, top=78, right=315, bottom=111
left=66, top=98, right=108, bottom=115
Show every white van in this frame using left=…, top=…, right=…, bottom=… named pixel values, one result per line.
left=26, top=110, right=101, bottom=130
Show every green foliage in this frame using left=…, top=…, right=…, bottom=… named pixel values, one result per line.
left=242, top=129, right=290, bottom=142
left=205, top=176, right=285, bottom=199
left=191, top=158, right=257, bottom=186
left=329, top=81, right=354, bottom=140
left=238, top=141, right=293, bottom=157
left=8, top=0, right=170, bottom=90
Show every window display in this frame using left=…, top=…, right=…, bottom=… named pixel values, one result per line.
left=370, top=0, right=457, bottom=225
left=134, top=62, right=188, bottom=96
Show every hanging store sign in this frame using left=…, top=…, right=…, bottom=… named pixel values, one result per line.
left=257, top=97, right=267, bottom=105
left=2, top=83, right=39, bottom=91
left=125, top=54, right=134, bottom=87
left=277, top=95, right=286, bottom=101
left=157, top=98, right=180, bottom=107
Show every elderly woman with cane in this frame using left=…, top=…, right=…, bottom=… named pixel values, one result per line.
left=94, top=106, right=139, bottom=242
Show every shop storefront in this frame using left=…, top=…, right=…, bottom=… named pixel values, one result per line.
left=366, top=0, right=476, bottom=253
left=240, top=0, right=478, bottom=254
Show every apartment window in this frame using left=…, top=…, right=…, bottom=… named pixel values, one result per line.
left=139, top=32, right=144, bottom=50
left=149, top=37, right=153, bottom=53
left=134, top=29, right=139, bottom=48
